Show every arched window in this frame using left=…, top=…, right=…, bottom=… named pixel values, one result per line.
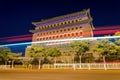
left=64, top=29, right=66, bottom=32
left=68, top=34, right=70, bottom=37
left=76, top=32, right=78, bottom=36
left=64, top=34, right=67, bottom=37
left=68, top=28, right=70, bottom=31
left=52, top=24, right=54, bottom=27
left=61, top=22, right=64, bottom=25
left=56, top=35, right=59, bottom=39
left=79, top=32, right=83, bottom=36
left=43, top=38, right=45, bottom=40
left=46, top=37, right=48, bottom=40
left=60, top=30, right=62, bottom=32
left=79, top=26, right=82, bottom=28
left=71, top=28, right=74, bottom=30
left=60, top=35, right=62, bottom=38
left=56, top=30, right=59, bottom=33
left=64, top=22, right=67, bottom=24
left=75, top=19, right=78, bottom=22
left=37, top=34, right=39, bottom=36
left=46, top=32, right=48, bottom=35
left=76, top=27, right=78, bottom=30
left=53, top=36, right=55, bottom=39
left=37, top=38, right=39, bottom=41
left=72, top=33, right=74, bottom=36
left=72, top=20, right=74, bottom=23
left=69, top=20, right=71, bottom=23
left=53, top=31, right=55, bottom=33
left=49, top=37, right=51, bottom=39
left=49, top=32, right=51, bottom=34
left=43, top=33, right=45, bottom=35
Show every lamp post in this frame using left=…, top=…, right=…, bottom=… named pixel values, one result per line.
left=8, top=60, right=11, bottom=68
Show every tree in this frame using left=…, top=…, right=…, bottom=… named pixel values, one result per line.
left=47, top=47, right=61, bottom=63
left=93, top=39, right=110, bottom=63
left=26, top=45, right=46, bottom=69
left=0, top=47, right=11, bottom=65
left=0, top=47, right=21, bottom=68
left=7, top=52, right=21, bottom=68
left=71, top=41, right=89, bottom=68
left=106, top=42, right=120, bottom=61
left=114, top=32, right=120, bottom=45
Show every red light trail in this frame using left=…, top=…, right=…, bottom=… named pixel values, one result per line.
left=0, top=25, right=120, bottom=43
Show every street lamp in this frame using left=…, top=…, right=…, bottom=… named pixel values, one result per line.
left=8, top=60, right=11, bottom=68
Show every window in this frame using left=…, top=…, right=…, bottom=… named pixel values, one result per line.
left=46, top=37, right=48, bottom=40
left=43, top=33, right=45, bottom=35
left=64, top=29, right=66, bottom=31
left=53, top=31, right=55, bottom=33
left=53, top=36, right=55, bottom=39
left=79, top=19, right=82, bottom=21
left=37, top=34, right=39, bottom=36
left=72, top=33, right=74, bottom=36
left=76, top=27, right=78, bottom=30
left=39, top=27, right=41, bottom=29
left=79, top=26, right=82, bottom=28
left=45, top=26, right=48, bottom=29
left=52, top=24, right=54, bottom=27
left=68, top=21, right=71, bottom=24
left=60, top=30, right=62, bottom=32
left=49, top=37, right=51, bottom=39
left=75, top=19, right=78, bottom=22
left=60, top=35, right=62, bottom=38
left=72, top=20, right=74, bottom=23
left=55, top=24, right=57, bottom=26
left=64, top=34, right=67, bottom=37
left=56, top=30, right=59, bottom=33
left=43, top=38, right=45, bottom=40
left=48, top=25, right=50, bottom=28
left=58, top=23, right=60, bottom=26
left=79, top=32, right=83, bottom=35
left=68, top=28, right=70, bottom=31
left=56, top=36, right=59, bottom=38
left=68, top=34, right=70, bottom=37
left=61, top=22, right=64, bottom=25
left=39, top=38, right=42, bottom=40
left=64, top=22, right=67, bottom=24
left=37, top=38, right=39, bottom=41
left=49, top=32, right=51, bottom=34
left=76, top=33, right=78, bottom=36
left=71, top=28, right=74, bottom=30
left=46, top=32, right=48, bottom=35
left=42, top=26, right=45, bottom=29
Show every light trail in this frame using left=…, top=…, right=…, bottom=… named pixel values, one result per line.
left=93, top=29, right=120, bottom=35
left=3, top=29, right=120, bottom=42
left=94, top=25, right=120, bottom=30
left=0, top=36, right=120, bottom=47
left=0, top=34, right=32, bottom=40
left=0, top=26, right=119, bottom=43
left=5, top=37, right=32, bottom=42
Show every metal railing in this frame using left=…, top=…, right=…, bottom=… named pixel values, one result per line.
left=1, top=63, right=120, bottom=70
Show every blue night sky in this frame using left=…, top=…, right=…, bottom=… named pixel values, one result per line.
left=0, top=0, right=120, bottom=38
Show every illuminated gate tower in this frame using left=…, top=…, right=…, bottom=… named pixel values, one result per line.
left=25, top=9, right=94, bottom=57
left=30, top=9, right=94, bottom=42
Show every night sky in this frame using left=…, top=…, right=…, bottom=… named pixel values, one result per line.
left=0, top=0, right=120, bottom=38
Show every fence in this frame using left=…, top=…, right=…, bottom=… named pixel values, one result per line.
left=1, top=63, right=120, bottom=70
left=54, top=63, right=120, bottom=70
left=0, top=65, right=10, bottom=69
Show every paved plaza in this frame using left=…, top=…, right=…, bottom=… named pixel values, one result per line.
left=0, top=69, right=120, bottom=80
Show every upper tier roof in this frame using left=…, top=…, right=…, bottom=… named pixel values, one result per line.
left=32, top=9, right=91, bottom=27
